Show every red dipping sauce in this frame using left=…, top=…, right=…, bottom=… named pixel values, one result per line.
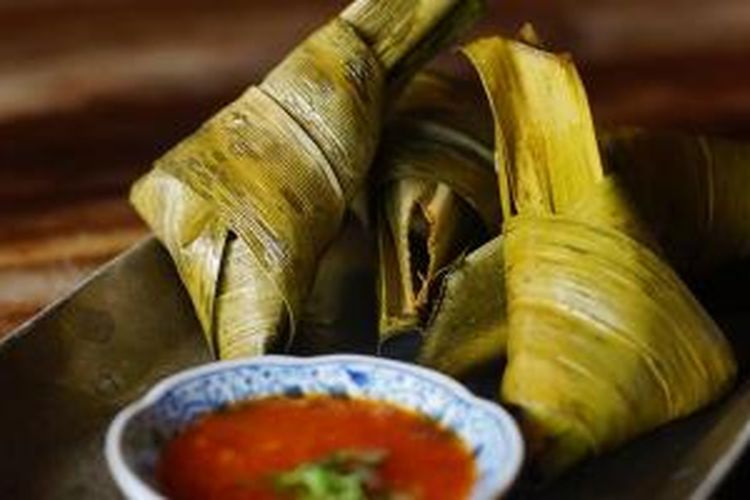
left=158, top=395, right=476, bottom=499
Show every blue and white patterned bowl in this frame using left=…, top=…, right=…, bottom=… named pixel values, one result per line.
left=105, top=355, right=524, bottom=499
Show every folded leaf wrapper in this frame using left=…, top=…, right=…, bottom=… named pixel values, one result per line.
left=131, top=0, right=484, bottom=359
left=375, top=72, right=499, bottom=347
left=465, top=36, right=737, bottom=476
left=502, top=216, right=736, bottom=474
left=418, top=235, right=508, bottom=376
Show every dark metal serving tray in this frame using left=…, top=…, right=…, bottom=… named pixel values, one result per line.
left=1, top=228, right=749, bottom=499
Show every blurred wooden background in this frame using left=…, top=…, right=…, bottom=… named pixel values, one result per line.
left=2, top=0, right=750, bottom=336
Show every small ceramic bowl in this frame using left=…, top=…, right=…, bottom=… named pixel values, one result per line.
left=105, top=355, right=524, bottom=499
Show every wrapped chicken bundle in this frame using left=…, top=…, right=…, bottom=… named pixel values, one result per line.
left=465, top=35, right=737, bottom=476
left=374, top=72, right=499, bottom=350
left=131, top=0, right=484, bottom=358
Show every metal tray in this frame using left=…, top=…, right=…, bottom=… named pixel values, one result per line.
left=1, top=224, right=749, bottom=499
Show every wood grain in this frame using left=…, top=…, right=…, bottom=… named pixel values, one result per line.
left=1, top=0, right=750, bottom=336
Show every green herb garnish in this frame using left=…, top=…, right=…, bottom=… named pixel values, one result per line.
left=274, top=449, right=412, bottom=500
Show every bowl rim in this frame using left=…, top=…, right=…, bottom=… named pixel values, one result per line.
left=105, top=354, right=525, bottom=500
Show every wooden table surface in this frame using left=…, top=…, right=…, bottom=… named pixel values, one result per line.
left=2, top=0, right=750, bottom=337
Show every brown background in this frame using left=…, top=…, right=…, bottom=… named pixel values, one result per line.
left=2, top=0, right=750, bottom=336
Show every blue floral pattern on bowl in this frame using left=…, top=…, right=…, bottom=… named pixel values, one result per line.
left=106, top=355, right=524, bottom=499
